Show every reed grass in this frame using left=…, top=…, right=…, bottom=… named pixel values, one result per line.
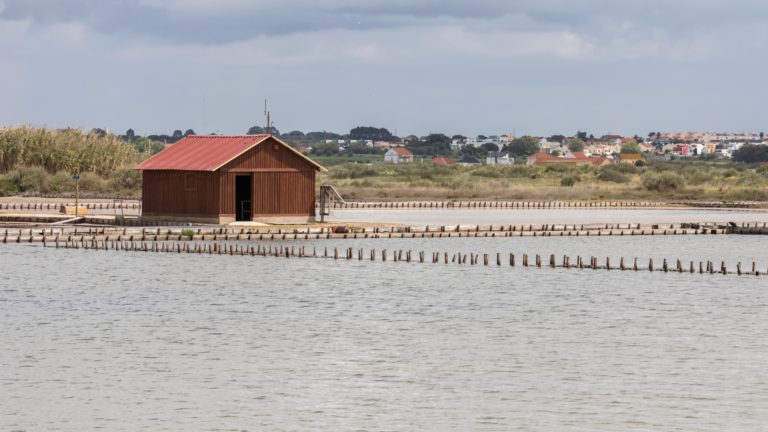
left=0, top=126, right=135, bottom=176
left=319, top=162, right=768, bottom=201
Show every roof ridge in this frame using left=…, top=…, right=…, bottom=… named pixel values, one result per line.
left=188, top=134, right=270, bottom=138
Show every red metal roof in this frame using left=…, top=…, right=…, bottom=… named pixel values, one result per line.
left=392, top=147, right=413, bottom=156
left=528, top=152, right=556, bottom=161
left=135, top=135, right=325, bottom=172
left=432, top=157, right=453, bottom=165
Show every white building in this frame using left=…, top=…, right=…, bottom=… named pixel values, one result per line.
left=384, top=147, right=414, bottom=164
left=486, top=152, right=513, bottom=165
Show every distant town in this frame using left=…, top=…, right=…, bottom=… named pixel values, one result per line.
left=124, top=126, right=768, bottom=165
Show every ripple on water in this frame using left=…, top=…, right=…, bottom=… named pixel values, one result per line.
left=1, top=241, right=767, bottom=431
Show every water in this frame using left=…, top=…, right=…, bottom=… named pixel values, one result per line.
left=328, top=208, right=768, bottom=226
left=2, top=235, right=768, bottom=431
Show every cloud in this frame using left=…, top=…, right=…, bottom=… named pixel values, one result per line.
left=2, top=0, right=767, bottom=52
left=2, top=0, right=768, bottom=136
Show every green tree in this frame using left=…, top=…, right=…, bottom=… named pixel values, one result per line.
left=549, top=135, right=566, bottom=143
left=310, top=142, right=341, bottom=156
left=621, top=141, right=642, bottom=154
left=283, top=130, right=305, bottom=139
left=247, top=125, right=280, bottom=136
left=349, top=126, right=394, bottom=141
left=305, top=131, right=341, bottom=142
left=568, top=139, right=585, bottom=152
left=459, top=145, right=485, bottom=159
left=732, top=144, right=768, bottom=163
left=407, top=133, right=451, bottom=156
left=503, top=136, right=540, bottom=158
left=134, top=137, right=165, bottom=157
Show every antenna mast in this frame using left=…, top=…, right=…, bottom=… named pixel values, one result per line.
left=264, top=99, right=271, bottom=135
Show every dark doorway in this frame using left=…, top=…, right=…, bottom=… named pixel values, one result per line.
left=235, top=174, right=252, bottom=221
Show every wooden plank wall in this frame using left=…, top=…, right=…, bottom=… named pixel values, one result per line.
left=223, top=137, right=313, bottom=171
left=219, top=137, right=318, bottom=217
left=142, top=170, right=220, bottom=217
left=252, top=171, right=315, bottom=216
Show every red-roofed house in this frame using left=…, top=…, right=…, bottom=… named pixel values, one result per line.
left=135, top=135, right=326, bottom=224
left=432, top=157, right=454, bottom=165
left=384, top=147, right=414, bottom=163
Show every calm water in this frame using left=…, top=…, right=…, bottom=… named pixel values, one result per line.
left=328, top=208, right=768, bottom=226
left=2, top=235, right=768, bottom=431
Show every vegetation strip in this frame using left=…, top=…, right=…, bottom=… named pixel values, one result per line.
left=47, top=239, right=767, bottom=278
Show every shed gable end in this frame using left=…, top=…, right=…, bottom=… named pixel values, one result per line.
left=222, top=137, right=317, bottom=172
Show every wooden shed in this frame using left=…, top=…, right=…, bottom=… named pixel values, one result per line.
left=135, top=135, right=326, bottom=224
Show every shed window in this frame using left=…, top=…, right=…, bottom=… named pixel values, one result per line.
left=184, top=173, right=197, bottom=191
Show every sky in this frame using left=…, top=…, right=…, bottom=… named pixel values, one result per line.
left=0, top=0, right=766, bottom=138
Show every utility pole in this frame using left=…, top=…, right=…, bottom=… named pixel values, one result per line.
left=72, top=172, right=80, bottom=218
left=264, top=99, right=271, bottom=135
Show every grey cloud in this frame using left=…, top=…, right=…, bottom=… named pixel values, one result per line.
left=0, top=0, right=616, bottom=44
left=3, top=0, right=767, bottom=47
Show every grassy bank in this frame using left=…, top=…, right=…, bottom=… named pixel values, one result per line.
left=319, top=161, right=768, bottom=202
left=0, top=126, right=142, bottom=196
left=2, top=126, right=766, bottom=202
left=3, top=161, right=767, bottom=202
left=0, top=166, right=141, bottom=196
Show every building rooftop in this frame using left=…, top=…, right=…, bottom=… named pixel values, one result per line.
left=135, top=135, right=325, bottom=172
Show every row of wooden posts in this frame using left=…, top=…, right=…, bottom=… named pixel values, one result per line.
left=0, top=200, right=665, bottom=212
left=0, top=202, right=140, bottom=211
left=50, top=238, right=766, bottom=277
left=0, top=228, right=731, bottom=244
left=5, top=220, right=759, bottom=237
left=327, top=200, right=665, bottom=209
left=8, top=195, right=768, bottom=210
